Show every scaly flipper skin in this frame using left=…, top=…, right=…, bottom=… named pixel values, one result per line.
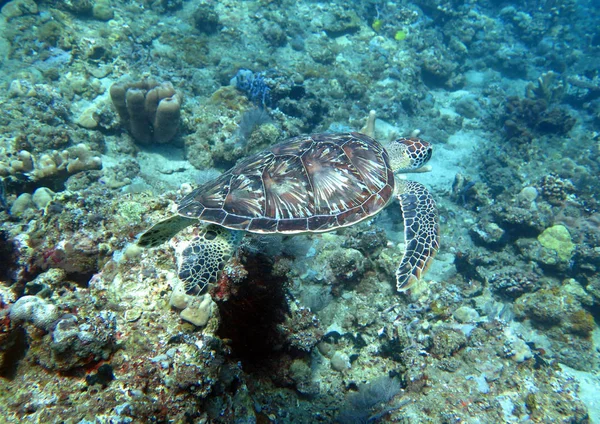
left=395, top=180, right=440, bottom=291
left=137, top=215, right=196, bottom=248
left=175, top=225, right=237, bottom=294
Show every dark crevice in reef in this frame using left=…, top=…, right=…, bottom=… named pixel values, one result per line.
left=0, top=231, right=33, bottom=297
left=0, top=327, right=29, bottom=380
left=216, top=252, right=289, bottom=368
left=2, top=171, right=73, bottom=196
left=589, top=302, right=600, bottom=324
left=0, top=230, right=18, bottom=283
left=67, top=271, right=96, bottom=288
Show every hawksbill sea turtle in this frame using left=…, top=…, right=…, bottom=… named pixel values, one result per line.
left=138, top=132, right=440, bottom=294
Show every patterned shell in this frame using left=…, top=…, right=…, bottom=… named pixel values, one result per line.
left=178, top=132, right=395, bottom=234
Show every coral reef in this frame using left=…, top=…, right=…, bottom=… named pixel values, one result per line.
left=0, top=0, right=599, bottom=421
left=538, top=173, right=576, bottom=206
left=337, top=376, right=403, bottom=423
left=192, top=3, right=221, bottom=34
left=0, top=144, right=103, bottom=201
left=488, top=269, right=539, bottom=299
left=7, top=295, right=117, bottom=371
left=503, top=96, right=575, bottom=141
left=9, top=295, right=60, bottom=331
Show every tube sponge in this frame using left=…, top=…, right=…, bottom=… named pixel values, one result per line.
left=110, top=79, right=183, bottom=144
left=125, top=88, right=151, bottom=143
left=153, top=94, right=181, bottom=142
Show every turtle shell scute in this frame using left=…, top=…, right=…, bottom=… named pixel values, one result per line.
left=177, top=132, right=395, bottom=233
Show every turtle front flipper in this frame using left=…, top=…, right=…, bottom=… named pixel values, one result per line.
left=395, top=180, right=440, bottom=291
left=138, top=215, right=197, bottom=248
left=175, top=225, right=238, bottom=294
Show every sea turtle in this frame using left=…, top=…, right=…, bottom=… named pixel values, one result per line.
left=138, top=132, right=439, bottom=294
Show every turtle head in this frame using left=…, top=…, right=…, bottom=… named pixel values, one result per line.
left=387, top=137, right=433, bottom=173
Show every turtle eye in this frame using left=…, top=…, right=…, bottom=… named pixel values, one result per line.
left=411, top=141, right=432, bottom=168
left=423, top=144, right=433, bottom=163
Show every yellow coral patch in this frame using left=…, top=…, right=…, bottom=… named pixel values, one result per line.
left=538, top=224, right=575, bottom=262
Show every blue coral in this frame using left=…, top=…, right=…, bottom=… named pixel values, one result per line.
left=231, top=69, right=272, bottom=107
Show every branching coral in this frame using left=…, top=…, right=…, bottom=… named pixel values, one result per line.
left=538, top=173, right=575, bottom=206
left=526, top=71, right=565, bottom=104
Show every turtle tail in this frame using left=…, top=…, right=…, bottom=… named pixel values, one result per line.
left=395, top=180, right=440, bottom=291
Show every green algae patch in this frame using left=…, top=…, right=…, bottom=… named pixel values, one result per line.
left=567, top=309, right=596, bottom=338
left=117, top=201, right=146, bottom=225
left=538, top=225, right=575, bottom=262
left=394, top=30, right=407, bottom=41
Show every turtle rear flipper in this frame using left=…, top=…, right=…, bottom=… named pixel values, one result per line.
left=138, top=215, right=197, bottom=248
left=176, top=225, right=238, bottom=294
left=396, top=180, right=440, bottom=291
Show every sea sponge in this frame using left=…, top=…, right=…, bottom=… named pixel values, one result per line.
left=153, top=95, right=182, bottom=142
left=110, top=79, right=183, bottom=144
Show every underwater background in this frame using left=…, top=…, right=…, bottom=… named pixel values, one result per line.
left=0, top=0, right=599, bottom=422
